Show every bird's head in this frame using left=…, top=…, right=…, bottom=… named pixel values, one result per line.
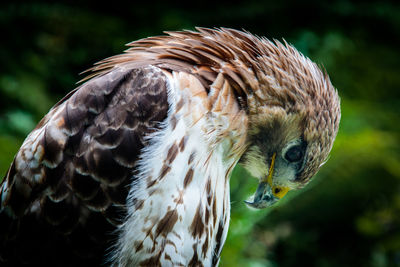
left=239, top=38, right=341, bottom=209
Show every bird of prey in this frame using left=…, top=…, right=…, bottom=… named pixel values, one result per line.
left=0, top=28, right=340, bottom=266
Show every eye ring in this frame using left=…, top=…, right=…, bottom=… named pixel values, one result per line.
left=284, top=145, right=304, bottom=163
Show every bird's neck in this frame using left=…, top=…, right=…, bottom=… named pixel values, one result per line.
left=112, top=70, right=248, bottom=266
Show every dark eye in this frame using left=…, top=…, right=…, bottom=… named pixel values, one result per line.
left=284, top=145, right=304, bottom=162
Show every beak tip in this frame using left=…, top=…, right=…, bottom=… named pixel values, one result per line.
left=244, top=198, right=277, bottom=209
left=245, top=179, right=278, bottom=209
left=244, top=200, right=260, bottom=209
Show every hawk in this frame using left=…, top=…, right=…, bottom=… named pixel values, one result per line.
left=0, top=28, right=340, bottom=266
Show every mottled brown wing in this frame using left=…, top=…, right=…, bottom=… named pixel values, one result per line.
left=0, top=66, right=169, bottom=265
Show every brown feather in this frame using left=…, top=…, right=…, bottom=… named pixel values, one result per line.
left=0, top=66, right=169, bottom=265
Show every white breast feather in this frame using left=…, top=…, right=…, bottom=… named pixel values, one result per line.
left=111, top=68, right=235, bottom=267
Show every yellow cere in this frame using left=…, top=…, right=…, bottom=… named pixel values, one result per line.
left=272, top=185, right=290, bottom=199
left=266, top=153, right=290, bottom=199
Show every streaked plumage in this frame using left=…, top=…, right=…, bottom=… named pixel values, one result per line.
left=0, top=28, right=340, bottom=266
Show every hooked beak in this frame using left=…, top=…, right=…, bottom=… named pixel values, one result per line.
left=245, top=153, right=290, bottom=209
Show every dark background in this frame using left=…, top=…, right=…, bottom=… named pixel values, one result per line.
left=1, top=1, right=399, bottom=266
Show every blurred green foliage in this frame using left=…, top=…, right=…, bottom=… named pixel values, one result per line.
left=0, top=1, right=399, bottom=266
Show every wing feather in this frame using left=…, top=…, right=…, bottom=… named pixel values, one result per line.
left=0, top=66, right=169, bottom=265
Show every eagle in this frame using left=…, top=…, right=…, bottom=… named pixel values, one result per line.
left=0, top=28, right=340, bottom=266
